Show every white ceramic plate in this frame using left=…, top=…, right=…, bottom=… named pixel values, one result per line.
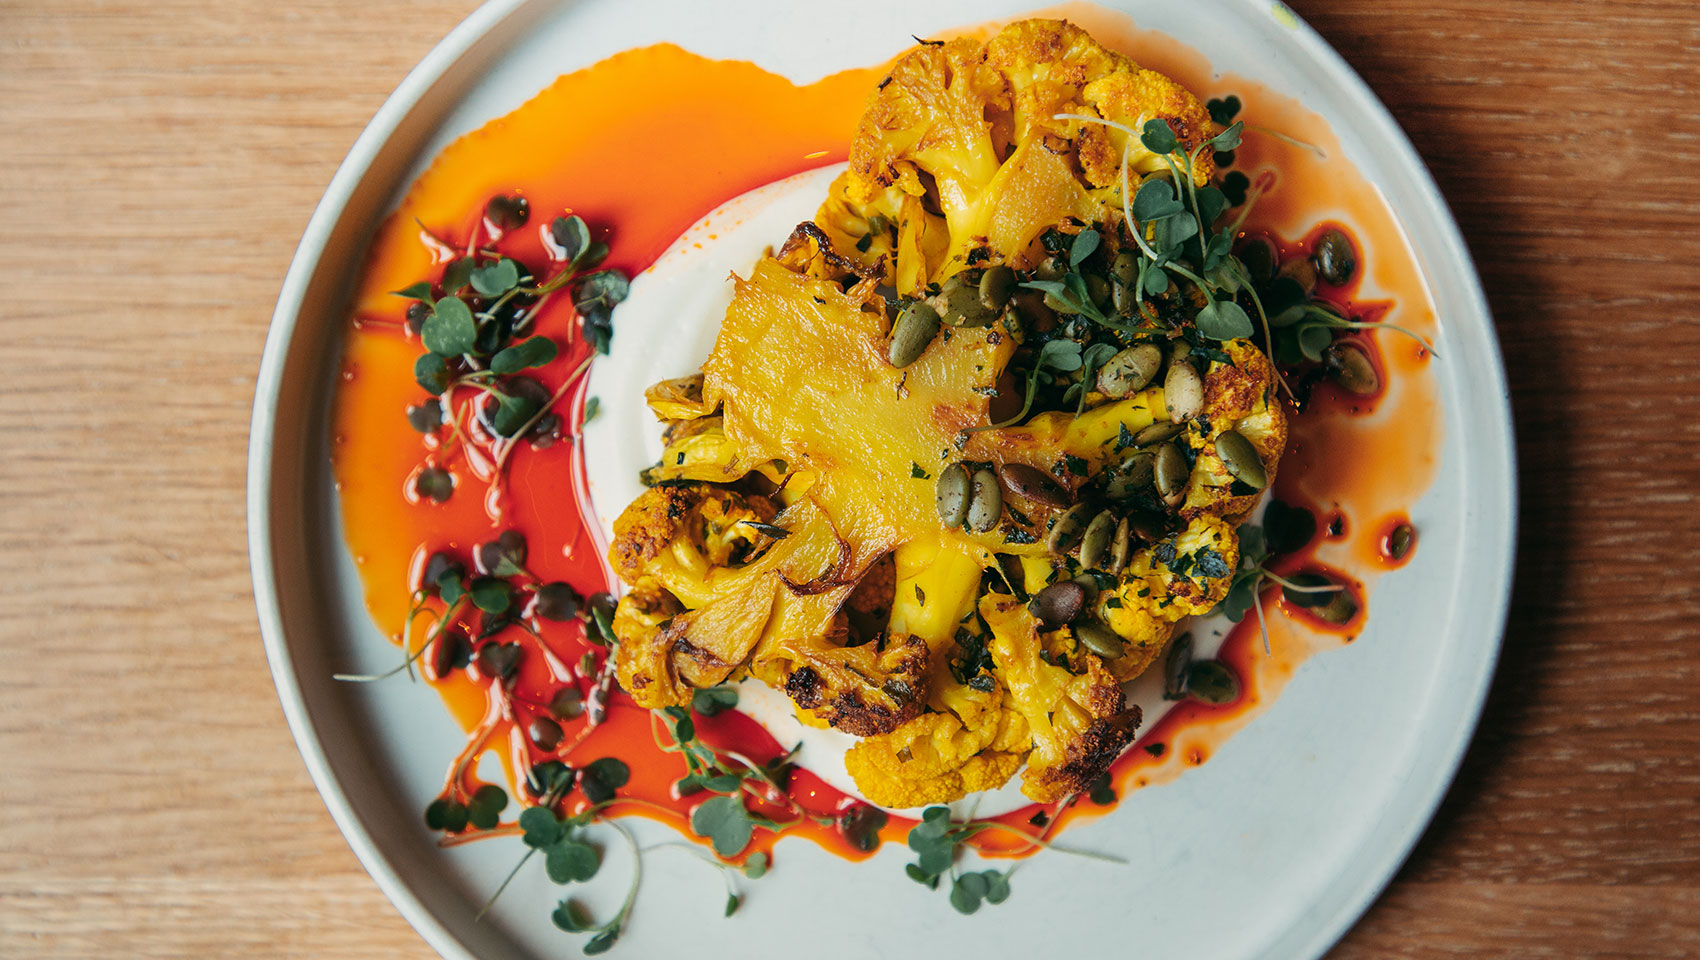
left=248, top=2, right=1515, bottom=958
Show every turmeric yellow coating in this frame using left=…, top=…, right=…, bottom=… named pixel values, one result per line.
left=606, top=19, right=1284, bottom=806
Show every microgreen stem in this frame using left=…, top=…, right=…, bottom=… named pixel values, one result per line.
left=1245, top=124, right=1326, bottom=158
left=437, top=824, right=524, bottom=848
left=967, top=821, right=1127, bottom=864
left=1251, top=573, right=1272, bottom=656
left=333, top=594, right=463, bottom=683
left=1258, top=568, right=1345, bottom=593
left=476, top=847, right=535, bottom=921
left=606, top=818, right=643, bottom=936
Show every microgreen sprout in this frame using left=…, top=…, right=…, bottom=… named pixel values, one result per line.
left=903, top=805, right=1125, bottom=913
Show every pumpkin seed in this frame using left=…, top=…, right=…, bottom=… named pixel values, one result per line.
left=1075, top=621, right=1125, bottom=659
left=1132, top=421, right=1183, bottom=447
left=1186, top=660, right=1239, bottom=704
left=1085, top=274, right=1111, bottom=309
left=1112, top=276, right=1137, bottom=316
left=1108, top=517, right=1132, bottom=574
left=1215, top=429, right=1266, bottom=489
left=1278, top=256, right=1317, bottom=297
left=1127, top=511, right=1167, bottom=543
left=1070, top=573, right=1101, bottom=606
left=979, top=265, right=1016, bottom=311
left=1280, top=573, right=1338, bottom=608
left=1313, top=228, right=1356, bottom=285
left=1164, top=358, right=1204, bottom=422
left=1170, top=340, right=1192, bottom=363
left=528, top=715, right=563, bottom=751
left=1316, top=589, right=1359, bottom=624
left=1046, top=503, right=1094, bottom=555
left=1044, top=289, right=1080, bottom=315
left=997, top=303, right=1025, bottom=343
left=1326, top=342, right=1380, bottom=395
left=1153, top=442, right=1189, bottom=504
left=1388, top=523, right=1414, bottom=560
left=1032, top=257, right=1065, bottom=282
left=1105, top=452, right=1154, bottom=500
left=966, top=468, right=1003, bottom=532
left=932, top=274, right=994, bottom=327
left=1162, top=632, right=1193, bottom=699
left=998, top=462, right=1070, bottom=507
left=1111, top=250, right=1139, bottom=286
left=1029, top=580, right=1085, bottom=627
left=1079, top=510, right=1116, bottom=569
left=888, top=301, right=941, bottom=368
left=935, top=463, right=970, bottom=528
left=1096, top=344, right=1163, bottom=398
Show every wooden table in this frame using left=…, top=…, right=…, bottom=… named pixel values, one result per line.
left=2, top=1, right=1695, bottom=956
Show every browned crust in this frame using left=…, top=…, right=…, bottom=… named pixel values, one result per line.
left=780, top=633, right=929, bottom=737
left=1028, top=707, right=1142, bottom=800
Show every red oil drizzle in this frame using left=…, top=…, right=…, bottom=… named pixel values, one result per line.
left=331, top=18, right=1443, bottom=865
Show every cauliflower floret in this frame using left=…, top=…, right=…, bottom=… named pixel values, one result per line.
left=1093, top=514, right=1240, bottom=679
left=753, top=628, right=930, bottom=737
left=1180, top=339, right=1288, bottom=520
left=610, top=577, right=689, bottom=709
left=845, top=19, right=1220, bottom=280
left=607, top=483, right=775, bottom=594
left=843, top=681, right=1028, bottom=807
left=981, top=594, right=1140, bottom=802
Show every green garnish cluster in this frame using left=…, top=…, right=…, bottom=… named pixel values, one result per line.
left=393, top=205, right=630, bottom=504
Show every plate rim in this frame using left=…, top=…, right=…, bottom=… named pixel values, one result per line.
left=246, top=3, right=1518, bottom=959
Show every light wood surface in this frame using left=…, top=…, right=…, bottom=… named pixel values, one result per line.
left=2, top=1, right=1696, bottom=957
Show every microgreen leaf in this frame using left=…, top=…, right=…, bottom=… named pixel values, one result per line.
left=1036, top=337, right=1083, bottom=373
left=1297, top=324, right=1334, bottom=361
left=520, top=806, right=566, bottom=849
left=415, top=467, right=454, bottom=504
left=552, top=899, right=593, bottom=933
left=1196, top=298, right=1254, bottom=340
left=1132, top=178, right=1184, bottom=222
left=1140, top=117, right=1179, bottom=154
left=579, top=757, right=630, bottom=804
left=1195, top=186, right=1230, bottom=228
left=441, top=257, right=475, bottom=295
left=743, top=852, right=769, bottom=879
left=1207, top=94, right=1242, bottom=125
left=490, top=335, right=558, bottom=375
left=545, top=841, right=601, bottom=884
left=724, top=893, right=740, bottom=917
left=949, top=877, right=983, bottom=914
left=470, top=258, right=521, bottom=298
left=1208, top=120, right=1245, bottom=152
left=436, top=568, right=465, bottom=605
left=692, top=686, right=739, bottom=717
left=491, top=393, right=540, bottom=438
left=583, top=931, right=618, bottom=955
left=414, top=353, right=450, bottom=395
left=391, top=281, right=432, bottom=300
left=1068, top=226, right=1101, bottom=268
left=466, top=784, right=508, bottom=830
left=550, top=215, right=591, bottom=263
left=1142, top=264, right=1172, bottom=296
left=691, top=795, right=756, bottom=857
left=583, top=396, right=601, bottom=425
left=422, top=297, right=477, bottom=357
left=574, top=269, right=630, bottom=313
left=469, top=577, right=511, bottom=614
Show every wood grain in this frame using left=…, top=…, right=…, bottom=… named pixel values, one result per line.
left=1, top=1, right=1695, bottom=957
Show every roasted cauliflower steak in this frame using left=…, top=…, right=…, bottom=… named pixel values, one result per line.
left=605, top=19, right=1287, bottom=805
